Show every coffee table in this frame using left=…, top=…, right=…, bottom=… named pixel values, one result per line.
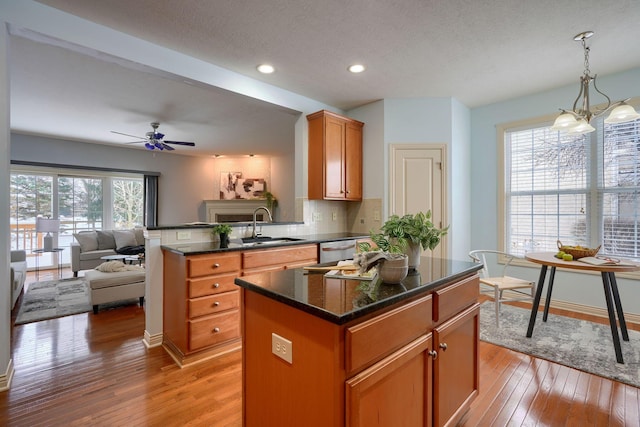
left=100, top=254, right=128, bottom=262
left=101, top=254, right=143, bottom=265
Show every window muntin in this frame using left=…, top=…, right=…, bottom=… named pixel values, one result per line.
left=504, top=111, right=639, bottom=259
left=10, top=168, right=143, bottom=269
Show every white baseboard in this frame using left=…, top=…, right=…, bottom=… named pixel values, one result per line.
left=489, top=289, right=640, bottom=326
left=546, top=299, right=640, bottom=326
left=0, top=359, right=14, bottom=392
left=143, top=330, right=163, bottom=348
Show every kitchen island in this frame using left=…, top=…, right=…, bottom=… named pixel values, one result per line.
left=235, top=257, right=482, bottom=427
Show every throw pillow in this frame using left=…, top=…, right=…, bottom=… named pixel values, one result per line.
left=95, top=261, right=144, bottom=273
left=96, top=230, right=116, bottom=250
left=133, top=227, right=145, bottom=246
left=113, top=230, right=138, bottom=250
left=73, top=231, right=98, bottom=252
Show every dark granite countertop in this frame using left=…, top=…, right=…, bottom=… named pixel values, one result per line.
left=161, top=232, right=367, bottom=255
left=235, top=258, right=482, bottom=325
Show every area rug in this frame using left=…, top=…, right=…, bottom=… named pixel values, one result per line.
left=15, top=278, right=91, bottom=325
left=479, top=302, right=640, bottom=388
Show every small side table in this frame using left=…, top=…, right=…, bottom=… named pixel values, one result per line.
left=33, top=248, right=65, bottom=280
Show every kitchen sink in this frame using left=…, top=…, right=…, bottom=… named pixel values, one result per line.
left=240, top=237, right=305, bottom=247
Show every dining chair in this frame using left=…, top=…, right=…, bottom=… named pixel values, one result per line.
left=469, top=250, right=536, bottom=326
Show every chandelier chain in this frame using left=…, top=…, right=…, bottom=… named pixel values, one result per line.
left=582, top=38, right=590, bottom=76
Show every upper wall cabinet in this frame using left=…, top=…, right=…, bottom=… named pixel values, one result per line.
left=307, top=110, right=364, bottom=201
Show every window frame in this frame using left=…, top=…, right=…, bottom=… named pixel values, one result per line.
left=10, top=164, right=144, bottom=269
left=497, top=100, right=640, bottom=278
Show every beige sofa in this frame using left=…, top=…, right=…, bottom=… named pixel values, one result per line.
left=71, top=228, right=145, bottom=277
left=10, top=250, right=27, bottom=309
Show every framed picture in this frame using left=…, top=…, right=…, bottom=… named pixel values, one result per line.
left=220, top=172, right=243, bottom=200
left=220, top=172, right=266, bottom=200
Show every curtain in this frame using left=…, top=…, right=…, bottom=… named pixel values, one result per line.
left=144, top=174, right=158, bottom=227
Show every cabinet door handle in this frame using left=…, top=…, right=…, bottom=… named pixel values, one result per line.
left=213, top=327, right=220, bottom=333
left=322, top=244, right=356, bottom=252
left=428, top=350, right=438, bottom=360
left=212, top=301, right=220, bottom=307
left=439, top=343, right=448, bottom=351
left=212, top=263, right=220, bottom=268
left=213, top=283, right=220, bottom=288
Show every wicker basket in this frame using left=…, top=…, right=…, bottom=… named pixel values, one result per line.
left=557, top=240, right=601, bottom=259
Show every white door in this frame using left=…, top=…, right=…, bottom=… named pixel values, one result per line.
left=389, top=144, right=447, bottom=277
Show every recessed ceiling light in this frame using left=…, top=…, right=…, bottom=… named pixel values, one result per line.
left=257, top=64, right=275, bottom=74
left=348, top=64, right=365, bottom=73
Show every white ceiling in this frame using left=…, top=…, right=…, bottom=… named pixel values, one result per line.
left=9, top=0, right=640, bottom=157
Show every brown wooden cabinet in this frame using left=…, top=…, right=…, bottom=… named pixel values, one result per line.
left=346, top=334, right=434, bottom=427
left=308, top=110, right=364, bottom=201
left=241, top=271, right=479, bottom=426
left=162, top=244, right=318, bottom=366
left=433, top=304, right=479, bottom=427
left=163, top=251, right=242, bottom=366
left=242, top=244, right=318, bottom=275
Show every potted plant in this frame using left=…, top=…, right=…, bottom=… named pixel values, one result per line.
left=370, top=211, right=449, bottom=269
left=264, top=191, right=278, bottom=216
left=356, top=234, right=409, bottom=284
left=211, top=223, right=233, bottom=248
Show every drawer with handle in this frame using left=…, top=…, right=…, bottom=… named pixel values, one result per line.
left=189, top=309, right=240, bottom=350
left=188, top=273, right=238, bottom=298
left=188, top=290, right=240, bottom=318
left=187, top=252, right=241, bottom=278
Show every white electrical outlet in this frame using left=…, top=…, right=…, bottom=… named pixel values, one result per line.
left=332, top=211, right=337, bottom=221
left=312, top=212, right=323, bottom=222
left=177, top=231, right=191, bottom=240
left=373, top=210, right=381, bottom=221
left=272, top=333, right=293, bottom=364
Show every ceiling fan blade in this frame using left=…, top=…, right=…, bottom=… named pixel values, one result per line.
left=111, top=130, right=147, bottom=140
left=164, top=140, right=196, bottom=146
left=162, top=143, right=175, bottom=151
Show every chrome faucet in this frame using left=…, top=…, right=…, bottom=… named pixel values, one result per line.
left=252, top=206, right=273, bottom=239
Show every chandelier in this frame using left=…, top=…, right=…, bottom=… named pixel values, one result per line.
left=551, top=31, right=640, bottom=135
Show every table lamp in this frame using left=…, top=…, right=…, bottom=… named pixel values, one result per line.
left=36, top=217, right=60, bottom=251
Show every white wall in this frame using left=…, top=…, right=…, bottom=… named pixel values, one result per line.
left=349, top=97, right=473, bottom=260
left=0, top=22, right=13, bottom=391
left=11, top=133, right=296, bottom=225
left=470, top=67, right=640, bottom=315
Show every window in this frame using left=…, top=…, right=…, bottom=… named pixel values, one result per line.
left=10, top=167, right=143, bottom=269
left=501, top=105, right=640, bottom=260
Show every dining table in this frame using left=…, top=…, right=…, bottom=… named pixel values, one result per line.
left=524, top=252, right=640, bottom=364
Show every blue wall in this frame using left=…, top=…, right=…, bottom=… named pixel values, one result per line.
left=469, top=67, right=640, bottom=313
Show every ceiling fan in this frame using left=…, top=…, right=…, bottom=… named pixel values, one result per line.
left=111, top=122, right=196, bottom=151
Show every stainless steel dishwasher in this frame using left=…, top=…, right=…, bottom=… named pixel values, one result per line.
left=319, top=239, right=357, bottom=263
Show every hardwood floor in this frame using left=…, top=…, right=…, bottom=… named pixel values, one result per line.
left=1, top=269, right=639, bottom=426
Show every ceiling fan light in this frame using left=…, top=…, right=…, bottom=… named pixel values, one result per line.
left=551, top=112, right=579, bottom=131
left=155, top=141, right=164, bottom=150
left=566, top=119, right=596, bottom=135
left=604, top=104, right=640, bottom=124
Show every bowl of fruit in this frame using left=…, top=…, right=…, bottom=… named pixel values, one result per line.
left=556, top=240, right=601, bottom=260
